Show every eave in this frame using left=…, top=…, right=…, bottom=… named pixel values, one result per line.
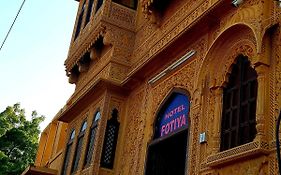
left=55, top=79, right=129, bottom=123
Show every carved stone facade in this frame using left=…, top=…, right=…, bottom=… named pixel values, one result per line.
left=29, top=0, right=281, bottom=175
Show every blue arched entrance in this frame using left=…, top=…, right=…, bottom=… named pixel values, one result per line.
left=145, top=92, right=190, bottom=175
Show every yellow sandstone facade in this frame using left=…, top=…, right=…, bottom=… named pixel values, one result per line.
left=26, top=0, right=281, bottom=174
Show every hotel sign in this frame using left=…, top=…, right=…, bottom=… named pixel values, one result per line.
left=157, top=93, right=189, bottom=138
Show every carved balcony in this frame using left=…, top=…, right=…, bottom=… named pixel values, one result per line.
left=65, top=0, right=137, bottom=81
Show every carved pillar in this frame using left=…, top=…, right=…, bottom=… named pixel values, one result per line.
left=210, top=86, right=223, bottom=154
left=254, top=64, right=269, bottom=141
left=189, top=104, right=201, bottom=175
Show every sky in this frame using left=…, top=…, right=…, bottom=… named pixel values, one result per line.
left=0, top=0, right=79, bottom=130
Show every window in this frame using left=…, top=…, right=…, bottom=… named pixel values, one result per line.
left=100, top=109, right=120, bottom=169
left=84, top=111, right=101, bottom=166
left=71, top=121, right=87, bottom=173
left=85, top=0, right=94, bottom=25
left=220, top=56, right=258, bottom=151
left=74, top=0, right=86, bottom=40
left=95, top=0, right=103, bottom=12
left=61, top=130, right=75, bottom=175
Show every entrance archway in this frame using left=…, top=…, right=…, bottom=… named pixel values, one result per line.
left=145, top=92, right=190, bottom=175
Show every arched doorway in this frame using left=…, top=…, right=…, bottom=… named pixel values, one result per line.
left=145, top=92, right=190, bottom=175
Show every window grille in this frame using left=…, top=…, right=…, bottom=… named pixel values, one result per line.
left=220, top=56, right=258, bottom=151
left=100, top=109, right=120, bottom=169
left=84, top=111, right=101, bottom=166
left=71, top=121, right=87, bottom=173
left=61, top=130, right=75, bottom=175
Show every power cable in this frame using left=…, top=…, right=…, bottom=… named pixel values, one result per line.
left=0, top=0, right=27, bottom=52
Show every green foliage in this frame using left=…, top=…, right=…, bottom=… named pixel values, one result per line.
left=0, top=103, right=45, bottom=175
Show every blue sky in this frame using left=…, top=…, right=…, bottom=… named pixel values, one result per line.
left=0, top=0, right=78, bottom=129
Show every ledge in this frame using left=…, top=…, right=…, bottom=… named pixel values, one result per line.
left=206, top=141, right=269, bottom=167
left=21, top=165, right=57, bottom=175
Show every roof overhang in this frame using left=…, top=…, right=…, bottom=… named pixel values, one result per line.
left=56, top=79, right=129, bottom=123
left=21, top=166, right=57, bottom=175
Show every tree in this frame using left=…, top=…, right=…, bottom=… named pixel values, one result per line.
left=0, top=103, right=45, bottom=175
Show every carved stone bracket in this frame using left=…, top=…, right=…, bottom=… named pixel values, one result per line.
left=65, top=25, right=106, bottom=72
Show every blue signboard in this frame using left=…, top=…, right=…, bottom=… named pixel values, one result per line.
left=156, top=93, right=189, bottom=138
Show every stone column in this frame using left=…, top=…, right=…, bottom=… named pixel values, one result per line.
left=210, top=86, right=223, bottom=154
left=188, top=104, right=201, bottom=175
left=254, top=64, right=269, bottom=142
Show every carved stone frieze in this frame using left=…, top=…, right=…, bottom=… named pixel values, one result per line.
left=118, top=87, right=145, bottom=175
left=103, top=24, right=135, bottom=50
left=198, top=34, right=257, bottom=90
left=206, top=141, right=269, bottom=167
left=132, top=0, right=221, bottom=72
left=105, top=2, right=136, bottom=31
left=214, top=156, right=268, bottom=175
left=108, top=62, right=130, bottom=84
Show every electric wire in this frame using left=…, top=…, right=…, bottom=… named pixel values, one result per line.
left=0, top=0, right=27, bottom=52
left=276, top=110, right=281, bottom=175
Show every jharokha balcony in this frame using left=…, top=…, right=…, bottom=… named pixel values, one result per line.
left=65, top=0, right=137, bottom=86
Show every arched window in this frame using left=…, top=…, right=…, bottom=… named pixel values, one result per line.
left=61, top=129, right=75, bottom=175
left=145, top=92, right=190, bottom=175
left=220, top=56, right=258, bottom=151
left=84, top=111, right=101, bottom=166
left=71, top=121, right=87, bottom=173
left=100, top=109, right=120, bottom=169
